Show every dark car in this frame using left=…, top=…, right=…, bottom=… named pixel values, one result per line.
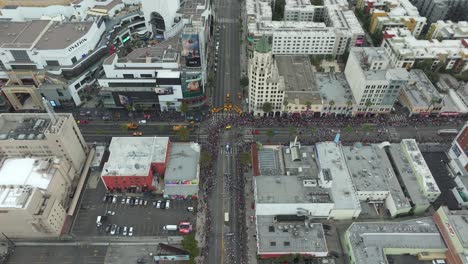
left=116, top=226, right=122, bottom=235
left=160, top=200, right=166, bottom=209
left=105, top=224, right=111, bottom=233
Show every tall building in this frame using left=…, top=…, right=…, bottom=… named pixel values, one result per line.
left=247, top=37, right=285, bottom=116
left=345, top=47, right=409, bottom=115
left=410, top=0, right=468, bottom=24
left=0, top=113, right=88, bottom=173
left=246, top=0, right=365, bottom=56
left=0, top=156, right=73, bottom=238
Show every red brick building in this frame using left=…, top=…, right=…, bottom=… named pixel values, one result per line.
left=101, top=137, right=170, bottom=192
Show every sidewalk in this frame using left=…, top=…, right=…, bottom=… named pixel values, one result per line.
left=244, top=171, right=257, bottom=264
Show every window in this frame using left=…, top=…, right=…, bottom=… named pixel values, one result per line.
left=11, top=50, right=30, bottom=61
left=284, top=241, right=290, bottom=246
left=270, top=242, right=276, bottom=246
left=140, top=74, right=152, bottom=78
left=71, top=57, right=77, bottom=64
left=123, top=74, right=134, bottom=79
left=56, top=89, right=64, bottom=96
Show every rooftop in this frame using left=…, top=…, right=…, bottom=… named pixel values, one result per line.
left=342, top=144, right=410, bottom=210
left=257, top=146, right=283, bottom=175
left=257, top=215, right=328, bottom=254
left=0, top=113, right=72, bottom=140
left=401, top=139, right=440, bottom=194
left=255, top=36, right=271, bottom=53
left=255, top=176, right=332, bottom=204
left=282, top=145, right=320, bottom=177
left=0, top=157, right=58, bottom=208
left=277, top=56, right=322, bottom=105
left=347, top=218, right=446, bottom=264
left=0, top=20, right=95, bottom=50
left=102, top=137, right=170, bottom=177
left=164, top=142, right=200, bottom=181
left=387, top=144, right=431, bottom=207
left=179, top=0, right=207, bottom=20
left=403, top=70, right=443, bottom=107
left=315, top=142, right=361, bottom=210
left=315, top=73, right=355, bottom=104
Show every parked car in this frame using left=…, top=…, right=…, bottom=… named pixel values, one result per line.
left=165, top=200, right=170, bottom=209
left=156, top=200, right=162, bottom=209
left=116, top=226, right=122, bottom=235
left=160, top=200, right=166, bottom=209
left=134, top=198, right=139, bottom=205
left=144, top=200, right=148, bottom=206
left=121, top=197, right=126, bottom=204
left=105, top=224, right=111, bottom=233
left=102, top=195, right=107, bottom=203
left=128, top=227, right=134, bottom=236
left=112, top=195, right=117, bottom=204
left=110, top=224, right=117, bottom=235
left=126, top=197, right=131, bottom=205
left=139, top=199, right=144, bottom=206
left=123, top=226, right=128, bottom=236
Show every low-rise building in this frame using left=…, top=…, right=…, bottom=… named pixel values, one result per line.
left=447, top=122, right=468, bottom=208
left=426, top=21, right=468, bottom=40
left=342, top=144, right=412, bottom=217
left=386, top=143, right=432, bottom=214
left=256, top=215, right=328, bottom=259
left=382, top=28, right=468, bottom=73
left=0, top=156, right=73, bottom=238
left=315, top=73, right=356, bottom=116
left=437, top=74, right=468, bottom=116
left=345, top=47, right=409, bottom=115
left=101, top=137, right=170, bottom=192
left=345, top=217, right=447, bottom=264
left=163, top=142, right=200, bottom=199
left=399, top=69, right=444, bottom=116
left=401, top=139, right=441, bottom=202
left=284, top=0, right=323, bottom=22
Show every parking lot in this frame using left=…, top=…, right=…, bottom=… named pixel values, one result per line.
left=71, top=180, right=197, bottom=237
left=6, top=246, right=106, bottom=264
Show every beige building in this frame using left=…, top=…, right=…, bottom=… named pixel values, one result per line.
left=0, top=113, right=88, bottom=174
left=0, top=156, right=73, bottom=238
left=1, top=71, right=45, bottom=111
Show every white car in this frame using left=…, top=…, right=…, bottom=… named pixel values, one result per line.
left=165, top=200, right=170, bottom=209
left=110, top=224, right=117, bottom=235
left=156, top=200, right=162, bottom=209
left=126, top=197, right=131, bottom=205
left=138, top=120, right=147, bottom=124
left=121, top=197, right=126, bottom=204
left=112, top=195, right=117, bottom=204
left=128, top=227, right=134, bottom=236
left=123, top=226, right=128, bottom=236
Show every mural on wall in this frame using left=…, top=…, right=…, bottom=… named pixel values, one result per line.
left=181, top=34, right=201, bottom=67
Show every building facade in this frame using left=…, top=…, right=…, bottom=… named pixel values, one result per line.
left=0, top=156, right=73, bottom=238
left=0, top=113, right=88, bottom=173
left=426, top=21, right=468, bottom=40
left=447, top=122, right=468, bottom=208
left=248, top=37, right=285, bottom=116
left=345, top=47, right=409, bottom=115
left=410, top=0, right=468, bottom=24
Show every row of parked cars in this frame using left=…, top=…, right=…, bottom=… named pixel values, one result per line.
left=105, top=224, right=134, bottom=236
left=102, top=194, right=172, bottom=209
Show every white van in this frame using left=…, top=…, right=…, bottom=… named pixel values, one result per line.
left=163, top=225, right=178, bottom=231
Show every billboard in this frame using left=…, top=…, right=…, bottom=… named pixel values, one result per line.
left=154, top=87, right=174, bottom=95
left=182, top=72, right=203, bottom=98
left=181, top=34, right=201, bottom=67
left=112, top=92, right=160, bottom=107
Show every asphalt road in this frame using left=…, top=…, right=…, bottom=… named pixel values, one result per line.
left=6, top=246, right=106, bottom=264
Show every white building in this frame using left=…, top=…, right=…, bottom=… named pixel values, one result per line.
left=447, top=123, right=468, bottom=208
left=248, top=37, right=285, bottom=116
left=0, top=19, right=107, bottom=106
left=140, top=0, right=182, bottom=38
left=246, top=0, right=365, bottom=56
left=0, top=156, right=73, bottom=238
left=284, top=0, right=323, bottom=22
left=401, top=139, right=441, bottom=202
left=342, top=144, right=412, bottom=217
left=382, top=28, right=468, bottom=73
left=345, top=47, right=409, bottom=115
left=98, top=44, right=184, bottom=111
left=427, top=21, right=468, bottom=40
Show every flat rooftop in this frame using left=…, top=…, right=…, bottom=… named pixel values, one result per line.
left=102, top=137, right=169, bottom=177
left=315, top=73, right=355, bottom=104
left=255, top=176, right=332, bottom=204
left=387, top=144, right=431, bottom=207
left=401, top=139, right=440, bottom=194
left=257, top=146, right=283, bottom=175
left=315, top=142, right=361, bottom=210
left=164, top=142, right=200, bottom=181
left=0, top=0, right=74, bottom=8
left=0, top=157, right=58, bottom=208
left=0, top=113, right=72, bottom=140
left=404, top=70, right=442, bottom=107
left=277, top=56, right=322, bottom=105
left=0, top=20, right=95, bottom=50
left=347, top=217, right=446, bottom=264
left=257, top=215, right=328, bottom=254
left=343, top=144, right=410, bottom=210
left=443, top=208, right=468, bottom=248
left=282, top=145, right=320, bottom=177
left=179, top=0, right=206, bottom=20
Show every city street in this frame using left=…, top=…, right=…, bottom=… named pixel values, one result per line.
left=6, top=246, right=106, bottom=264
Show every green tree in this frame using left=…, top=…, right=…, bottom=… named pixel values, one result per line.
left=328, top=100, right=335, bottom=113
left=361, top=123, right=373, bottom=141
left=181, top=234, right=199, bottom=264
left=240, top=76, right=249, bottom=87
left=305, top=101, right=312, bottom=111
left=200, top=151, right=212, bottom=168
left=310, top=127, right=318, bottom=135
left=262, top=102, right=273, bottom=114
left=157, top=124, right=165, bottom=132
left=288, top=126, right=297, bottom=139
left=179, top=102, right=189, bottom=117
left=176, top=126, right=190, bottom=141
left=364, top=100, right=373, bottom=117
left=344, top=125, right=353, bottom=134
left=240, top=152, right=252, bottom=166
left=266, top=128, right=275, bottom=139
left=283, top=100, right=289, bottom=111
left=325, top=54, right=334, bottom=61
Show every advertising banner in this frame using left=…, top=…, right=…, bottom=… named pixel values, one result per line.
left=181, top=34, right=201, bottom=67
